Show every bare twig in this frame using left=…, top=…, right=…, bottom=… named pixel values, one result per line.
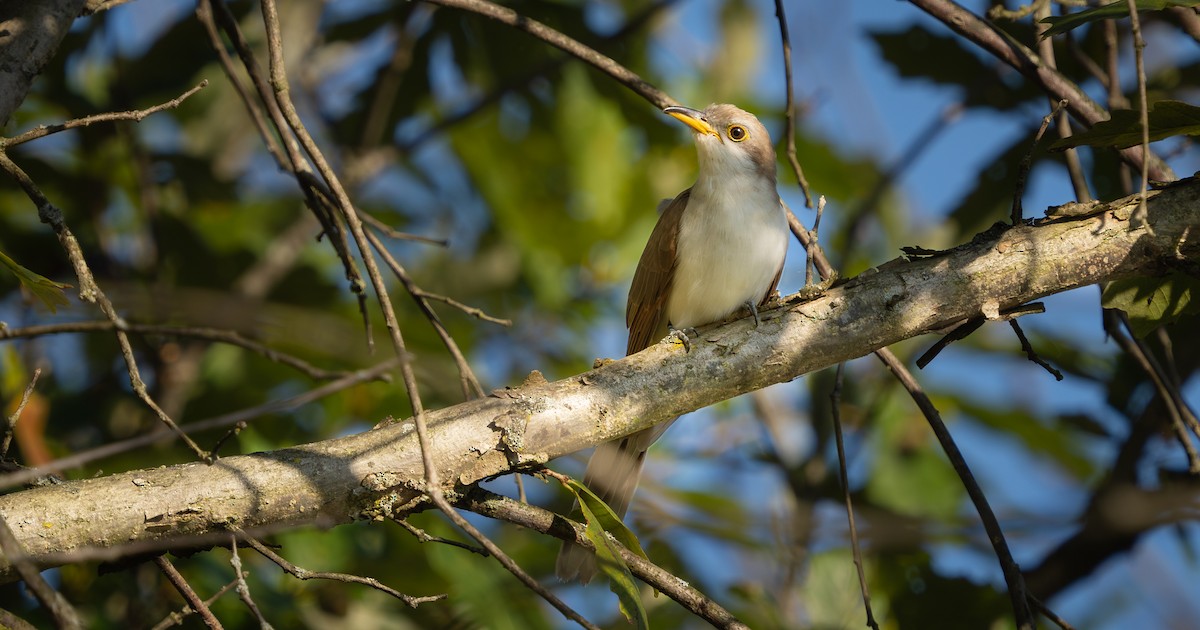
left=396, top=0, right=678, bottom=155
left=874, top=349, right=1035, bottom=629
left=1124, top=0, right=1152, bottom=228
left=361, top=212, right=448, bottom=247
left=0, top=321, right=354, bottom=381
left=1104, top=20, right=1134, bottom=195
left=772, top=0, right=813, bottom=207
left=228, top=537, right=270, bottom=625
left=459, top=487, right=752, bottom=630
left=1012, top=100, right=1067, bottom=225
left=830, top=364, right=880, bottom=630
left=907, top=0, right=1173, bottom=182
left=916, top=303, right=1047, bottom=369
left=0, top=151, right=208, bottom=461
left=0, top=513, right=81, bottom=629
left=2, top=368, right=41, bottom=459
left=1009, top=320, right=1063, bottom=381
left=1030, top=593, right=1077, bottom=630
left=420, top=0, right=676, bottom=110
left=154, top=556, right=223, bottom=630
left=235, top=530, right=446, bottom=608
left=365, top=229, right=487, bottom=398
left=150, top=576, right=243, bottom=630
left=255, top=1, right=593, bottom=626
left=392, top=518, right=489, bottom=555
left=4, top=81, right=208, bottom=148
left=1033, top=4, right=1090, bottom=203
left=194, top=0, right=288, bottom=167
left=1103, top=310, right=1200, bottom=472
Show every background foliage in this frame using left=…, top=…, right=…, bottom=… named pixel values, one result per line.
left=1, top=0, right=1199, bottom=628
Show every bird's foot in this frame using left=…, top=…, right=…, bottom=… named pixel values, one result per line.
left=665, top=326, right=698, bottom=352
left=743, top=300, right=761, bottom=328
left=796, top=272, right=839, bottom=302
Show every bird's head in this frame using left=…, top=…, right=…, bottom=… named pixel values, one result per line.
left=664, top=103, right=776, bottom=185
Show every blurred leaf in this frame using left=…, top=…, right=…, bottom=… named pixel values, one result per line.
left=0, top=249, right=72, bottom=312
left=566, top=478, right=649, bottom=628
left=1102, top=274, right=1200, bottom=337
left=946, top=132, right=1029, bottom=240
left=866, top=389, right=963, bottom=520
left=1040, top=1, right=1200, bottom=38
left=1051, top=100, right=1200, bottom=150
left=871, top=26, right=1041, bottom=110
left=956, top=400, right=1095, bottom=479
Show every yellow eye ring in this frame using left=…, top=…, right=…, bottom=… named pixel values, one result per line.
left=727, top=124, right=748, bottom=142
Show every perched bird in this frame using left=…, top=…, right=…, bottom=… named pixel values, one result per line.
left=556, top=103, right=789, bottom=582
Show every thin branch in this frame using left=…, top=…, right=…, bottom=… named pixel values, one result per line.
left=772, top=0, right=813, bottom=207
left=234, top=529, right=446, bottom=608
left=2, top=368, right=41, bottom=459
left=830, top=364, right=880, bottom=630
left=366, top=229, right=487, bottom=398
left=874, top=349, right=1035, bottom=629
left=1012, top=100, right=1067, bottom=225
left=907, top=0, right=1173, bottom=182
left=0, top=513, right=81, bottom=629
left=1103, top=310, right=1200, bottom=472
left=392, top=517, right=489, bottom=555
left=1124, top=0, right=1152, bottom=228
left=413, top=290, right=512, bottom=327
left=1104, top=19, right=1134, bottom=195
left=361, top=211, right=448, bottom=247
left=1033, top=4, right=1091, bottom=203
left=1030, top=593, right=1077, bottom=630
left=1009, top=320, right=1063, bottom=381
left=0, top=321, right=355, bottom=381
left=154, top=556, right=222, bottom=630
left=915, top=303, right=1047, bottom=369
left=459, top=488, right=752, bottom=630
left=194, top=0, right=288, bottom=167
left=228, top=537, right=270, bottom=625
left=0, top=151, right=208, bottom=461
left=420, top=0, right=676, bottom=109
left=4, top=81, right=208, bottom=148
left=150, top=576, right=242, bottom=630
left=256, top=1, right=593, bottom=626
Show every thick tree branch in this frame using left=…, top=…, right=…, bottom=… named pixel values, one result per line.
left=0, top=183, right=1197, bottom=580
left=0, top=0, right=85, bottom=127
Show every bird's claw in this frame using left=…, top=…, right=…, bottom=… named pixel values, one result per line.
left=666, top=326, right=698, bottom=352
left=744, top=300, right=761, bottom=328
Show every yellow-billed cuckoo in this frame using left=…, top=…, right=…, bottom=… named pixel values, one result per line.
left=556, top=103, right=788, bottom=582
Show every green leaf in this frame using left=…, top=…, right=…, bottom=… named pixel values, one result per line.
left=1051, top=100, right=1200, bottom=150
left=1040, top=1, right=1200, bottom=38
left=0, top=249, right=71, bottom=313
left=565, top=478, right=649, bottom=629
left=1102, top=274, right=1200, bottom=337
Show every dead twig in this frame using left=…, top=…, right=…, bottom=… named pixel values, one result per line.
left=1, top=368, right=41, bottom=459
left=154, top=556, right=222, bottom=630
left=830, top=364, right=880, bottom=630
left=4, top=81, right=208, bottom=148
left=234, top=530, right=446, bottom=608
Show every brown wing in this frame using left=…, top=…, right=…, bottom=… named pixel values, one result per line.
left=757, top=197, right=786, bottom=307
left=625, top=189, right=689, bottom=355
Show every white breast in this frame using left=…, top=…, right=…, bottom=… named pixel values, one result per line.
left=666, top=175, right=788, bottom=329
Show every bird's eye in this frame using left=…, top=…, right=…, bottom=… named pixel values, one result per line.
left=727, top=124, right=748, bottom=142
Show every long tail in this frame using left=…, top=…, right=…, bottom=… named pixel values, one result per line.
left=555, top=424, right=665, bottom=583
